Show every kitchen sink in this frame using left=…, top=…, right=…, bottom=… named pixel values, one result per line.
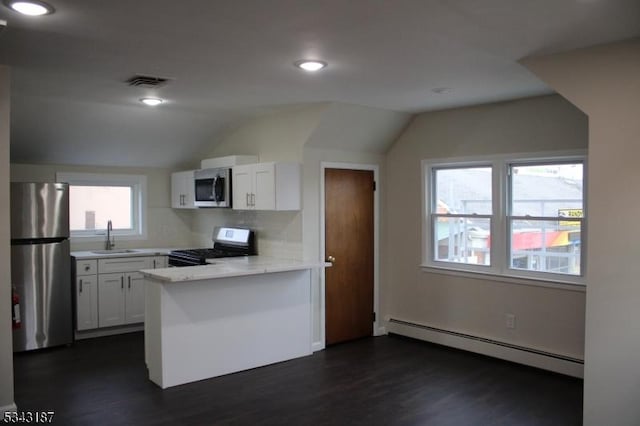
left=91, top=249, right=139, bottom=254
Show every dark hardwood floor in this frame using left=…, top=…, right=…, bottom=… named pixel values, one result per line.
left=13, top=333, right=583, bottom=425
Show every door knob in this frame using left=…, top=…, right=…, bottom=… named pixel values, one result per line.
left=326, top=255, right=335, bottom=263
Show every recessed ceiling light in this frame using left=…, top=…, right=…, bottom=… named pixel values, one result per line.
left=294, top=60, right=327, bottom=72
left=4, top=0, right=55, bottom=16
left=432, top=87, right=453, bottom=94
left=140, top=97, right=164, bottom=106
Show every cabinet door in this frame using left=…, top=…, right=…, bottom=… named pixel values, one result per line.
left=171, top=171, right=185, bottom=208
left=182, top=170, right=196, bottom=208
left=76, top=275, right=98, bottom=330
left=152, top=256, right=167, bottom=269
left=98, top=273, right=125, bottom=327
left=125, top=272, right=145, bottom=324
left=171, top=170, right=196, bottom=209
left=253, top=163, right=276, bottom=210
left=232, top=165, right=253, bottom=210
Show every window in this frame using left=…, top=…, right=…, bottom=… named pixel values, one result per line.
left=56, top=172, right=147, bottom=240
left=431, top=166, right=492, bottom=266
left=423, top=153, right=586, bottom=284
left=508, top=163, right=583, bottom=276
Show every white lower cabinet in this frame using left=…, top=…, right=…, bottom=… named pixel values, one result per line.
left=76, top=275, right=98, bottom=331
left=98, top=273, right=126, bottom=327
left=125, top=272, right=145, bottom=324
left=152, top=256, right=167, bottom=269
left=75, top=255, right=166, bottom=332
left=98, top=272, right=145, bottom=327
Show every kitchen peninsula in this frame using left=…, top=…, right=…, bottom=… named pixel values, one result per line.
left=141, top=256, right=329, bottom=389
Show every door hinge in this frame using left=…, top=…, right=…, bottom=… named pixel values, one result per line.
left=372, top=312, right=376, bottom=322
left=373, top=181, right=376, bottom=191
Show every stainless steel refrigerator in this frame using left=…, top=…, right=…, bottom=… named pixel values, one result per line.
left=11, top=182, right=72, bottom=351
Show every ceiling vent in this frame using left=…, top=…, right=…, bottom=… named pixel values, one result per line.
left=125, top=75, right=170, bottom=88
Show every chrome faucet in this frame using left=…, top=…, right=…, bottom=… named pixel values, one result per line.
left=105, top=220, right=115, bottom=250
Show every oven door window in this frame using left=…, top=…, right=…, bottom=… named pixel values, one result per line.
left=195, top=178, right=215, bottom=201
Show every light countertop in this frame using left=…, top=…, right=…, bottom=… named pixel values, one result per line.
left=71, top=248, right=178, bottom=259
left=141, top=256, right=331, bottom=283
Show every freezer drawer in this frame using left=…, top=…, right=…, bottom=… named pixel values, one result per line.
left=12, top=239, right=72, bottom=351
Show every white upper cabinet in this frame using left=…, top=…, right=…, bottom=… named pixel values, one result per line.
left=233, top=165, right=253, bottom=209
left=232, top=162, right=301, bottom=211
left=171, top=170, right=197, bottom=209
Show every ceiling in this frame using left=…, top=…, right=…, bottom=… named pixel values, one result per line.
left=0, top=0, right=638, bottom=168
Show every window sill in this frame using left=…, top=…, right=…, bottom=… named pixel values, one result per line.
left=420, top=264, right=586, bottom=292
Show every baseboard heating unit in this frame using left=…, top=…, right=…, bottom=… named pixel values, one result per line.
left=387, top=318, right=584, bottom=378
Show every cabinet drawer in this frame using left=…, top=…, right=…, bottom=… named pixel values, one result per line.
left=76, top=259, right=97, bottom=276
left=98, top=257, right=152, bottom=273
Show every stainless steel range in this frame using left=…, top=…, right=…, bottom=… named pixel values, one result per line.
left=169, top=226, right=256, bottom=267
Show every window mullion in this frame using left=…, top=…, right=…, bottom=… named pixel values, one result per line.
left=493, top=160, right=505, bottom=274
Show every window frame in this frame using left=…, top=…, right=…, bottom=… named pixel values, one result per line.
left=427, top=162, right=496, bottom=273
left=56, top=172, right=148, bottom=241
left=422, top=151, right=587, bottom=286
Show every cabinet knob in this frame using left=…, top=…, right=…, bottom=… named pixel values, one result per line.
left=84, top=265, right=90, bottom=271
left=326, top=255, right=335, bottom=263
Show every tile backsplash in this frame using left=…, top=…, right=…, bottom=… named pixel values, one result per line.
left=192, top=209, right=303, bottom=260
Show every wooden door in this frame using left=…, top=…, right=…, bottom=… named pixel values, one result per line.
left=325, top=168, right=374, bottom=345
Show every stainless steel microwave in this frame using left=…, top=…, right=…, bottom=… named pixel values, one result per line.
left=194, top=168, right=231, bottom=208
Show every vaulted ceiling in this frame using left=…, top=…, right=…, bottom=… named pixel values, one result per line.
left=0, top=0, right=638, bottom=168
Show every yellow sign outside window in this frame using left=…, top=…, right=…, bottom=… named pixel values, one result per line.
left=558, top=208, right=583, bottom=226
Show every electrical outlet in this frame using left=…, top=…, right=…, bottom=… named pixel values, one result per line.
left=505, top=313, right=516, bottom=329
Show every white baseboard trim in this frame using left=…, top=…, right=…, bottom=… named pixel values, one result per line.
left=311, top=341, right=325, bottom=352
left=387, top=318, right=584, bottom=378
left=1, top=403, right=17, bottom=414
left=75, top=324, right=144, bottom=340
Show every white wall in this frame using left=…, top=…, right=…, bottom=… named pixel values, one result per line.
left=200, top=104, right=328, bottom=162
left=522, top=38, right=640, bottom=426
left=194, top=103, right=406, bottom=347
left=384, top=95, right=588, bottom=367
left=10, top=163, right=195, bottom=251
left=0, top=66, right=15, bottom=412
left=192, top=104, right=327, bottom=256
left=305, top=103, right=411, bottom=153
